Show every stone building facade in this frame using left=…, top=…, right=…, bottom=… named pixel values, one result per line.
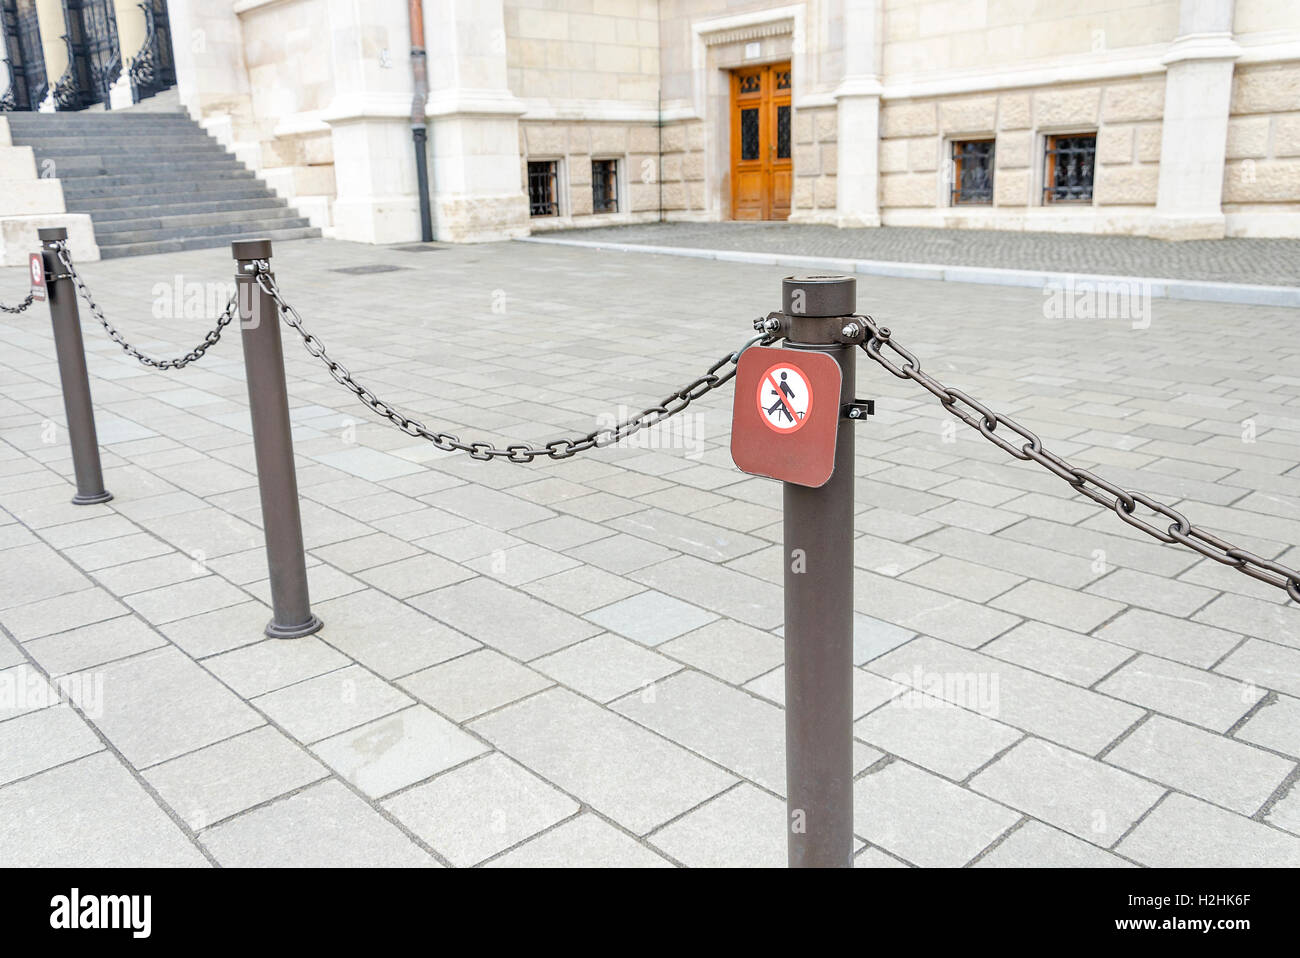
left=9, top=0, right=1296, bottom=243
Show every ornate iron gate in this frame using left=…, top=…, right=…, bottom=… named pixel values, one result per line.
left=1, top=0, right=47, bottom=111
left=55, top=0, right=120, bottom=110
left=128, top=0, right=175, bottom=102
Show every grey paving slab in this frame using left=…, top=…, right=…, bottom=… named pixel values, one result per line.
left=971, top=737, right=1164, bottom=846
left=253, top=664, right=413, bottom=745
left=469, top=687, right=735, bottom=835
left=871, top=636, right=1142, bottom=753
left=205, top=636, right=351, bottom=698
left=657, top=619, right=784, bottom=684
left=1216, top=639, right=1300, bottom=699
left=649, top=783, right=786, bottom=868
left=23, top=615, right=167, bottom=677
left=853, top=760, right=1021, bottom=867
left=981, top=621, right=1133, bottom=687
left=143, top=725, right=329, bottom=830
left=313, top=588, right=478, bottom=678
left=530, top=633, right=680, bottom=703
left=1105, top=715, right=1293, bottom=816
left=412, top=576, right=600, bottom=661
left=854, top=696, right=1022, bottom=782
left=312, top=705, right=488, bottom=799
left=384, top=752, right=577, bottom=866
left=1092, top=608, right=1240, bottom=668
left=1117, top=793, right=1300, bottom=867
left=975, top=821, right=1134, bottom=868
left=399, top=649, right=552, bottom=722
left=585, top=589, right=716, bottom=646
left=0, top=587, right=128, bottom=641
left=1236, top=694, right=1300, bottom=758
left=68, top=646, right=262, bottom=769
left=1100, top=653, right=1264, bottom=732
left=613, top=669, right=789, bottom=794
left=0, top=751, right=207, bottom=867
left=200, top=780, right=436, bottom=867
left=486, top=812, right=673, bottom=868
left=0, top=705, right=102, bottom=786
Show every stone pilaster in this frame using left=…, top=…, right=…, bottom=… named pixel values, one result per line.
left=320, top=0, right=422, bottom=244
left=1150, top=0, right=1240, bottom=240
left=423, top=0, right=529, bottom=242
left=833, top=0, right=882, bottom=228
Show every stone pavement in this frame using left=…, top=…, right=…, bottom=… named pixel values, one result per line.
left=1, top=236, right=1299, bottom=868
left=558, top=222, right=1300, bottom=287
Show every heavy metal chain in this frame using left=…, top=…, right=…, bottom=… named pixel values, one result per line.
left=851, top=314, right=1300, bottom=603
left=54, top=243, right=238, bottom=370
left=255, top=266, right=774, bottom=462
left=1, top=293, right=35, bottom=314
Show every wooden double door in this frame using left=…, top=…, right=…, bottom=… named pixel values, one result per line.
left=730, top=62, right=792, bottom=221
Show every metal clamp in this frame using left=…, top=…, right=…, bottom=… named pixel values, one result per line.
left=841, top=399, right=875, bottom=420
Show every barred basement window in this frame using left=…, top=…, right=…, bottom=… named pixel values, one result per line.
left=528, top=160, right=559, bottom=216
left=1044, top=134, right=1096, bottom=203
left=592, top=159, right=618, bottom=214
left=951, top=140, right=995, bottom=205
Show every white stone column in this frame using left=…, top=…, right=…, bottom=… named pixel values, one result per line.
left=833, top=0, right=883, bottom=228
left=1150, top=0, right=1240, bottom=240
left=423, top=0, right=529, bottom=242
left=319, top=0, right=421, bottom=244
left=166, top=0, right=258, bottom=162
left=109, top=0, right=147, bottom=109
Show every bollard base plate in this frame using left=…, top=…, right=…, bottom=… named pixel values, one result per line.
left=71, top=490, right=114, bottom=506
left=265, top=614, right=324, bottom=640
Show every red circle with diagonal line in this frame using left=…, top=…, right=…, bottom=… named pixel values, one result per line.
left=756, top=362, right=813, bottom=434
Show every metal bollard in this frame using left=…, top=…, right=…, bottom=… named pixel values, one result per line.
left=781, top=275, right=856, bottom=867
left=232, top=239, right=322, bottom=639
left=38, top=227, right=113, bottom=506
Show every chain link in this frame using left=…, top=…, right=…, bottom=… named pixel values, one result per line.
left=1, top=292, right=35, bottom=314
left=854, top=315, right=1300, bottom=603
left=54, top=243, right=238, bottom=370
left=254, top=267, right=774, bottom=463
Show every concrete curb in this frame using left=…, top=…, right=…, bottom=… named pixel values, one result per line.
left=518, top=236, right=1300, bottom=309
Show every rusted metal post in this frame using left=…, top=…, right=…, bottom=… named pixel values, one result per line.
left=232, top=239, right=322, bottom=639
left=39, top=227, right=112, bottom=506
left=781, top=274, right=856, bottom=867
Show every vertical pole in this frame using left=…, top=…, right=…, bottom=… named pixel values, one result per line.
left=232, top=239, right=322, bottom=639
left=39, top=227, right=112, bottom=506
left=781, top=274, right=856, bottom=867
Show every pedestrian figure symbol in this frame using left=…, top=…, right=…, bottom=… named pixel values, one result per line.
left=756, top=363, right=813, bottom=434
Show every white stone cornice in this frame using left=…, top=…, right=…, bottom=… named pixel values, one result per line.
left=834, top=75, right=884, bottom=99
left=1161, top=32, right=1243, bottom=66
left=424, top=88, right=527, bottom=119
left=322, top=92, right=414, bottom=124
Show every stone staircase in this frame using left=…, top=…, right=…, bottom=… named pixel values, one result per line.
left=5, top=109, right=320, bottom=259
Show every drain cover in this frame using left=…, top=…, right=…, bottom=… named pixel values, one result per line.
left=329, top=265, right=411, bottom=274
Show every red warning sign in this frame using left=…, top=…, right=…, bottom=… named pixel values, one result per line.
left=29, top=253, right=46, bottom=303
left=731, top=345, right=842, bottom=487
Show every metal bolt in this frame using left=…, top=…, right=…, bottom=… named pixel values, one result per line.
left=841, top=323, right=860, bottom=340
left=849, top=407, right=861, bottom=418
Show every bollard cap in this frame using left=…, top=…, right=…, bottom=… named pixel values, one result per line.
left=231, top=238, right=273, bottom=261
left=782, top=274, right=857, bottom=318
left=38, top=227, right=68, bottom=242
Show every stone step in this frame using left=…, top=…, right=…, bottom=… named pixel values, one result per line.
left=96, top=210, right=308, bottom=241
left=53, top=156, right=246, bottom=177
left=87, top=196, right=290, bottom=222
left=69, top=184, right=281, bottom=210
left=12, top=139, right=229, bottom=155
left=61, top=170, right=259, bottom=195
left=98, top=227, right=322, bottom=260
